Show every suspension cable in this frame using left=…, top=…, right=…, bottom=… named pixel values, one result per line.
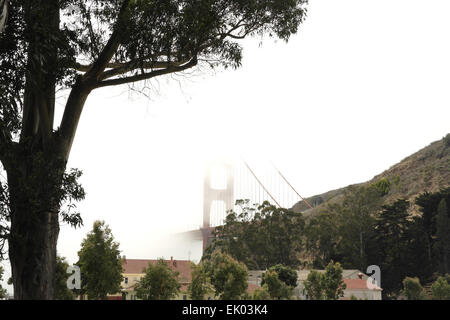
left=241, top=158, right=281, bottom=207
left=270, top=161, right=313, bottom=209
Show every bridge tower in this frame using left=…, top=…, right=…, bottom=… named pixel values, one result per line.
left=202, top=160, right=234, bottom=251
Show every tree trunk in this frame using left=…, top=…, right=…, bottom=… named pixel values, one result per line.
left=9, top=208, right=59, bottom=299
left=7, top=157, right=62, bottom=299
left=5, top=0, right=62, bottom=299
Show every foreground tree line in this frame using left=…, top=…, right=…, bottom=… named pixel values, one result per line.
left=43, top=202, right=450, bottom=300
left=43, top=219, right=348, bottom=300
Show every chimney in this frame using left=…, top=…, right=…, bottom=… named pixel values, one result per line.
left=122, top=255, right=127, bottom=263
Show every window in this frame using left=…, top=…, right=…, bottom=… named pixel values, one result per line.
left=124, top=277, right=128, bottom=284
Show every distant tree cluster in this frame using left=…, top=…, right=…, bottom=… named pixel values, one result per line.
left=204, top=184, right=450, bottom=299
left=431, top=275, right=450, bottom=300
left=401, top=277, right=428, bottom=300
left=205, top=200, right=306, bottom=270
left=304, top=186, right=450, bottom=298
left=304, top=182, right=388, bottom=270
left=401, top=274, right=450, bottom=300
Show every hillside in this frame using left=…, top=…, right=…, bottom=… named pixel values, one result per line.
left=292, top=134, right=450, bottom=215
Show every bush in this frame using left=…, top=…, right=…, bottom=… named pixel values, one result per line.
left=261, top=270, right=293, bottom=300
left=251, top=287, right=271, bottom=300
left=402, top=277, right=427, bottom=300
left=303, top=261, right=346, bottom=300
left=444, top=133, right=450, bottom=148
left=431, top=276, right=450, bottom=300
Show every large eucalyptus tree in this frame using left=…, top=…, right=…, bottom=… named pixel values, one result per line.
left=0, top=0, right=308, bottom=299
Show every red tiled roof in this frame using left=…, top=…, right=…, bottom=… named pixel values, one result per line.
left=344, top=279, right=382, bottom=291
left=122, top=259, right=192, bottom=283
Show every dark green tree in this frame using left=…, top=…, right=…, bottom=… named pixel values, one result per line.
left=202, top=251, right=248, bottom=300
left=304, top=183, right=386, bottom=270
left=415, top=188, right=450, bottom=273
left=304, top=209, right=340, bottom=268
left=251, top=286, right=271, bottom=300
left=372, top=199, right=412, bottom=296
left=135, top=259, right=181, bottom=300
left=431, top=275, right=450, bottom=300
left=443, top=133, right=450, bottom=148
left=435, top=199, right=450, bottom=274
left=208, top=200, right=305, bottom=269
left=263, top=264, right=298, bottom=287
left=321, top=261, right=346, bottom=300
left=402, top=277, right=427, bottom=300
left=400, top=215, right=432, bottom=285
left=55, top=255, right=76, bottom=300
left=303, top=261, right=346, bottom=300
left=77, top=220, right=123, bottom=300
left=261, top=269, right=293, bottom=300
left=302, top=270, right=323, bottom=300
left=187, top=262, right=213, bottom=300
left=335, top=185, right=383, bottom=270
left=0, top=0, right=308, bottom=299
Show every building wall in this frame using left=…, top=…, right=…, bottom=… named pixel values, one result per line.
left=294, top=282, right=381, bottom=300
left=344, top=289, right=382, bottom=300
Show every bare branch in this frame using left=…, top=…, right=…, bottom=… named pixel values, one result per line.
left=99, top=59, right=190, bottom=80
left=79, top=2, right=101, bottom=59
left=0, top=0, right=7, bottom=34
left=94, top=57, right=198, bottom=89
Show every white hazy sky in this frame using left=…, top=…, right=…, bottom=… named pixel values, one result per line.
left=2, top=0, right=450, bottom=294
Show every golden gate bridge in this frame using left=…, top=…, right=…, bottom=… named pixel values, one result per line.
left=179, top=158, right=313, bottom=252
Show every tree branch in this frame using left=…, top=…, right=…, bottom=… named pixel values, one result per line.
left=93, top=57, right=198, bottom=89
left=74, top=57, right=188, bottom=72
left=0, top=0, right=7, bottom=34
left=99, top=59, right=190, bottom=80
left=59, top=0, right=132, bottom=160
left=79, top=2, right=101, bottom=59
left=37, top=95, right=52, bottom=147
left=82, top=0, right=131, bottom=82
